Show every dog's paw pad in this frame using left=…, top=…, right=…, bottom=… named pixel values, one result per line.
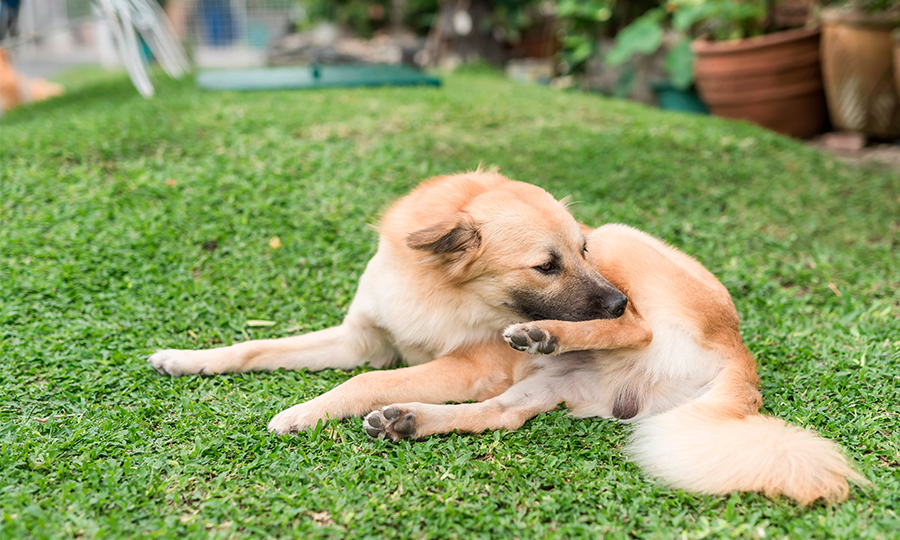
left=363, top=406, right=417, bottom=441
left=502, top=324, right=558, bottom=355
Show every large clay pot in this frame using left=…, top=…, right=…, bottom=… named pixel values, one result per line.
left=821, top=9, right=900, bottom=137
left=692, top=28, right=827, bottom=138
left=895, top=29, right=900, bottom=93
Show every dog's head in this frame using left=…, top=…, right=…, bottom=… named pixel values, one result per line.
left=404, top=176, right=627, bottom=323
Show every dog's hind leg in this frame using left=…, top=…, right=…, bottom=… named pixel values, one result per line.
left=147, top=312, right=397, bottom=377
left=267, top=341, right=522, bottom=435
left=361, top=369, right=563, bottom=441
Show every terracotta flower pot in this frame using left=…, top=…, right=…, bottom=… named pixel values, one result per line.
left=692, top=28, right=827, bottom=138
left=821, top=9, right=900, bottom=137
left=895, top=29, right=900, bottom=94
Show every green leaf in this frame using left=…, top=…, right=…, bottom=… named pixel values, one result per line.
left=606, top=17, right=664, bottom=67
left=246, top=319, right=277, bottom=327
left=571, top=40, right=594, bottom=64
left=563, top=34, right=588, bottom=49
left=672, top=4, right=709, bottom=32
left=556, top=0, right=578, bottom=18
left=665, top=39, right=695, bottom=90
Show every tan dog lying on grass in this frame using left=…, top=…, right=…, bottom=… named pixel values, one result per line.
left=149, top=171, right=862, bottom=504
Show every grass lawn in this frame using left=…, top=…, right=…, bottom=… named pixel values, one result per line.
left=1, top=69, right=899, bottom=539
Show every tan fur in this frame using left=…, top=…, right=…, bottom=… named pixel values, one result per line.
left=149, top=173, right=862, bottom=505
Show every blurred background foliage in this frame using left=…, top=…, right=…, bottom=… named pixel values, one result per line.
left=293, top=0, right=664, bottom=70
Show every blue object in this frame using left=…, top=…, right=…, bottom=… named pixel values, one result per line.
left=247, top=22, right=269, bottom=50
left=0, top=0, right=22, bottom=40
left=201, top=0, right=236, bottom=46
left=651, top=80, right=709, bottom=115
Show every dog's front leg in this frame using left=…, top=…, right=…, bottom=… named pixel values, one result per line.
left=502, top=309, right=653, bottom=355
left=267, top=341, right=522, bottom=435
left=362, top=371, right=562, bottom=441
left=148, top=312, right=397, bottom=376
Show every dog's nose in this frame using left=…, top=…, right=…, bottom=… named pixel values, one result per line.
left=604, top=294, right=628, bottom=318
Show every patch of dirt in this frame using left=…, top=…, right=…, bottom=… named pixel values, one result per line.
left=808, top=135, right=900, bottom=172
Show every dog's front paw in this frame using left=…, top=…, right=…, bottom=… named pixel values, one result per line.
left=363, top=406, right=418, bottom=442
left=268, top=404, right=328, bottom=436
left=502, top=323, right=558, bottom=355
left=147, top=349, right=205, bottom=377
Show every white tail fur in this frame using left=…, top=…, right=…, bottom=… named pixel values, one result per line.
left=628, top=401, right=864, bottom=505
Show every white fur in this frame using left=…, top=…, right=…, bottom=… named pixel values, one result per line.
left=530, top=317, right=723, bottom=422
left=627, top=404, right=859, bottom=503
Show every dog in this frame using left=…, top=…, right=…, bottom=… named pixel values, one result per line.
left=149, top=170, right=626, bottom=426
left=149, top=171, right=861, bottom=504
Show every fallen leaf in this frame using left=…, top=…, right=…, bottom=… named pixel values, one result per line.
left=309, top=511, right=333, bottom=526
left=165, top=178, right=177, bottom=187
left=269, top=236, right=282, bottom=249
left=247, top=320, right=276, bottom=327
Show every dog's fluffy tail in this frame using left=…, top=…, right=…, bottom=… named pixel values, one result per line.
left=628, top=386, right=864, bottom=504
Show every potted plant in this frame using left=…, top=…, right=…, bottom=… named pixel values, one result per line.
left=606, top=0, right=827, bottom=134
left=820, top=0, right=900, bottom=137
left=686, top=0, right=828, bottom=138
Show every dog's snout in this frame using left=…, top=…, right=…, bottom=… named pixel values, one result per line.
left=604, top=293, right=628, bottom=318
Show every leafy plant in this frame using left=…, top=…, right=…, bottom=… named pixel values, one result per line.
left=403, top=0, right=441, bottom=35
left=605, top=3, right=693, bottom=90
left=605, top=0, right=777, bottom=91
left=555, top=0, right=617, bottom=72
left=483, top=0, right=544, bottom=43
left=679, top=0, right=769, bottom=41
left=296, top=0, right=389, bottom=38
left=552, top=0, right=661, bottom=74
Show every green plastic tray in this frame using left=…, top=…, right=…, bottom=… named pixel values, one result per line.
left=196, top=64, right=441, bottom=91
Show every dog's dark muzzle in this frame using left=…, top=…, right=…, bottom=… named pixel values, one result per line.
left=509, top=274, right=628, bottom=322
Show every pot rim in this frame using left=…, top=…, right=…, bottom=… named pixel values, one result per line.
left=692, top=27, right=821, bottom=55
left=821, top=7, right=900, bottom=29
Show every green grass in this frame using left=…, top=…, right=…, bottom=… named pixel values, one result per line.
left=1, top=69, right=898, bottom=539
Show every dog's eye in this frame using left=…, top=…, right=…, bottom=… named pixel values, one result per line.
left=534, top=261, right=559, bottom=274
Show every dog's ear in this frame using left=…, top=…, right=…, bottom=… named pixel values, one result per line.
left=406, top=216, right=482, bottom=281
left=406, top=216, right=481, bottom=254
